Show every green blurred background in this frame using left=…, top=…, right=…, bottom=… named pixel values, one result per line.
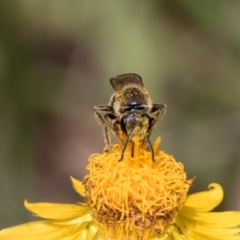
left=1, top=0, right=240, bottom=229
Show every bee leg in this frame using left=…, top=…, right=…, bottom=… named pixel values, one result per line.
left=103, top=126, right=111, bottom=152
left=118, top=127, right=135, bottom=162
left=150, top=104, right=167, bottom=118
left=118, top=135, right=131, bottom=162
left=147, top=104, right=167, bottom=137
left=111, top=119, right=126, bottom=146
left=131, top=144, right=134, bottom=158
left=147, top=138, right=155, bottom=163
left=94, top=108, right=112, bottom=151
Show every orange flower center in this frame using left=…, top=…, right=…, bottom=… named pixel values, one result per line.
left=83, top=138, right=191, bottom=240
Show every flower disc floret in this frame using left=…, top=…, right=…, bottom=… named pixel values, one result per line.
left=83, top=138, right=191, bottom=240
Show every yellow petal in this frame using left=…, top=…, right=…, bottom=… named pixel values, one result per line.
left=56, top=214, right=93, bottom=225
left=0, top=220, right=99, bottom=240
left=177, top=216, right=240, bottom=240
left=0, top=221, right=73, bottom=240
left=181, top=208, right=240, bottom=228
left=59, top=222, right=91, bottom=240
left=86, top=224, right=99, bottom=240
left=78, top=228, right=88, bottom=239
left=176, top=219, right=216, bottom=240
left=171, top=225, right=187, bottom=240
left=148, top=235, right=170, bottom=240
left=24, top=200, right=89, bottom=220
left=70, top=176, right=86, bottom=197
left=147, top=226, right=184, bottom=240
left=184, top=183, right=223, bottom=211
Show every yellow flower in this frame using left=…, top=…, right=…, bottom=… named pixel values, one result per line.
left=1, top=137, right=240, bottom=240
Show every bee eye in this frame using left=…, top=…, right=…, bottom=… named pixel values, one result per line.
left=134, top=106, right=145, bottom=110
left=123, top=106, right=132, bottom=111
left=121, top=105, right=146, bottom=112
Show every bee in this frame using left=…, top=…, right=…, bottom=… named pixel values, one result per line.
left=94, top=73, right=166, bottom=162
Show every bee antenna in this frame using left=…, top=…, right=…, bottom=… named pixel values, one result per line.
left=118, top=130, right=134, bottom=162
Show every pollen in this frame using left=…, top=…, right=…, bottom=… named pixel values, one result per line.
left=83, top=137, right=192, bottom=240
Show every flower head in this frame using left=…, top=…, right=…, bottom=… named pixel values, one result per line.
left=83, top=137, right=191, bottom=239
left=0, top=137, right=240, bottom=240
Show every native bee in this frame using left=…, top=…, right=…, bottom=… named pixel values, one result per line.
left=94, top=73, right=166, bottom=162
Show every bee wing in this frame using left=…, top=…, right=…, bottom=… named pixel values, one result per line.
left=110, top=73, right=144, bottom=91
